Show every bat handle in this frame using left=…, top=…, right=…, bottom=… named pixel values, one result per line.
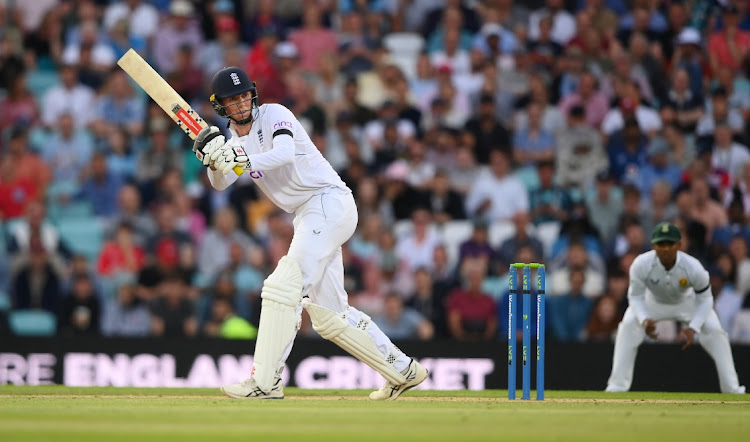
left=233, top=166, right=244, bottom=176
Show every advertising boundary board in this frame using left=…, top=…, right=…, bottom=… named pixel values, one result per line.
left=1, top=337, right=748, bottom=392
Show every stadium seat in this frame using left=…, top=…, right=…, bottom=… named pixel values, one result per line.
left=438, top=220, right=473, bottom=266
left=383, top=32, right=424, bottom=80
left=488, top=220, right=515, bottom=249
left=535, top=221, right=561, bottom=258
left=55, top=216, right=104, bottom=262
left=8, top=310, right=57, bottom=336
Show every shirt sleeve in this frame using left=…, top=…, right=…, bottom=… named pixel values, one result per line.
left=627, top=255, right=649, bottom=324
left=247, top=104, right=297, bottom=171
left=207, top=166, right=240, bottom=190
left=688, top=259, right=712, bottom=332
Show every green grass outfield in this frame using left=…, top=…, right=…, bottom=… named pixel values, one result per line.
left=1, top=386, right=748, bottom=441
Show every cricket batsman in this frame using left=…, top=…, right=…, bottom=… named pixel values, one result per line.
left=606, top=222, right=745, bottom=394
left=192, top=66, right=428, bottom=399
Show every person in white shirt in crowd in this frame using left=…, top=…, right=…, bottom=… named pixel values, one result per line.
left=606, top=222, right=745, bottom=394
left=465, top=149, right=528, bottom=222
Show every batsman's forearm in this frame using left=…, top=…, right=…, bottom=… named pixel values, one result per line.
left=248, top=134, right=294, bottom=171
left=207, top=166, right=239, bottom=190
left=688, top=293, right=713, bottom=332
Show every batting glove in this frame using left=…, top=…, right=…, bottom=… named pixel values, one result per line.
left=193, top=126, right=225, bottom=167
left=211, top=142, right=251, bottom=175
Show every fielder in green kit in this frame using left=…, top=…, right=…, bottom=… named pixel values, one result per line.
left=606, top=222, right=745, bottom=394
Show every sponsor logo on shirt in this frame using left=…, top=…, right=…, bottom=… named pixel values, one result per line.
left=248, top=171, right=264, bottom=179
left=273, top=121, right=293, bottom=130
left=257, top=129, right=263, bottom=147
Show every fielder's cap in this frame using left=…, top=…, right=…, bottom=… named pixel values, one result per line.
left=651, top=222, right=682, bottom=244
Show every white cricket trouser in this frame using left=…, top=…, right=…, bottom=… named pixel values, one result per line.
left=607, top=291, right=744, bottom=393
left=274, top=191, right=410, bottom=375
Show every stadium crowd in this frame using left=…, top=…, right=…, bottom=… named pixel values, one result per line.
left=1, top=0, right=750, bottom=345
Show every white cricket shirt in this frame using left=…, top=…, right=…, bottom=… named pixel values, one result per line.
left=628, top=250, right=713, bottom=331
left=208, top=104, right=350, bottom=213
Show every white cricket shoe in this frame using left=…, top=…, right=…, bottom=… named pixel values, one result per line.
left=221, top=377, right=284, bottom=399
left=725, top=385, right=746, bottom=394
left=369, top=359, right=428, bottom=401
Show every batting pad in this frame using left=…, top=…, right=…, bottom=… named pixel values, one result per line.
left=303, top=301, right=407, bottom=386
left=253, top=256, right=303, bottom=391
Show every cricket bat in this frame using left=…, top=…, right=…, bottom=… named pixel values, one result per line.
left=117, top=48, right=243, bottom=176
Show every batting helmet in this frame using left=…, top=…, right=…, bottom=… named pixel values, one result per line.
left=209, top=66, right=258, bottom=118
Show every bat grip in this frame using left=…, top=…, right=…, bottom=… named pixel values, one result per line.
left=233, top=166, right=244, bottom=176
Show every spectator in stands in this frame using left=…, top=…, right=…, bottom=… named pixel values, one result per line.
left=689, top=177, right=729, bottom=242
left=458, top=219, right=496, bottom=266
left=0, top=74, right=38, bottom=134
left=152, top=0, right=203, bottom=75
left=374, top=292, right=434, bottom=340
left=512, top=101, right=556, bottom=167
left=288, top=3, right=338, bottom=74
left=58, top=274, right=101, bottom=336
left=708, top=4, right=750, bottom=75
left=106, top=184, right=157, bottom=247
left=407, top=267, right=448, bottom=338
left=607, top=118, right=649, bottom=186
left=97, top=222, right=145, bottom=279
left=497, top=212, right=544, bottom=269
left=556, top=105, right=608, bottom=192
left=530, top=159, right=573, bottom=225
left=712, top=123, right=750, bottom=186
left=462, top=93, right=511, bottom=166
left=638, top=136, right=683, bottom=197
left=6, top=201, right=71, bottom=259
left=548, top=268, right=594, bottom=342
left=76, top=152, right=123, bottom=218
left=558, top=72, right=609, bottom=128
left=711, top=266, right=743, bottom=334
left=89, top=69, right=145, bottom=138
left=396, top=207, right=440, bottom=272
left=203, top=297, right=258, bottom=339
left=150, top=273, right=197, bottom=338
left=585, top=294, right=620, bottom=342
left=664, top=68, right=704, bottom=134
left=728, top=234, right=750, bottom=296
left=10, top=237, right=63, bottom=313
left=549, top=241, right=605, bottom=297
left=465, top=149, right=528, bottom=222
left=448, top=145, right=480, bottom=196
left=197, top=207, right=256, bottom=282
left=5, top=126, right=51, bottom=193
left=713, top=192, right=750, bottom=248
left=41, top=113, right=93, bottom=195
left=426, top=169, right=466, bottom=223
left=528, top=0, right=577, bottom=46
left=447, top=258, right=497, bottom=341
left=101, top=282, right=151, bottom=337
left=696, top=87, right=745, bottom=139
left=601, top=82, right=662, bottom=137
left=586, top=171, right=623, bottom=247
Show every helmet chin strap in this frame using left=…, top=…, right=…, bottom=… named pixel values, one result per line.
left=227, top=106, right=258, bottom=127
